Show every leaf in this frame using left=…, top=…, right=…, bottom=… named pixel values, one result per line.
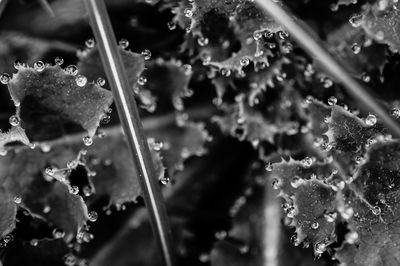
left=360, top=0, right=400, bottom=52
left=0, top=148, right=88, bottom=239
left=269, top=158, right=338, bottom=249
left=0, top=187, right=17, bottom=238
left=144, top=58, right=192, bottom=111
left=327, top=23, right=387, bottom=76
left=175, top=0, right=283, bottom=72
left=8, top=64, right=113, bottom=141
left=335, top=139, right=400, bottom=266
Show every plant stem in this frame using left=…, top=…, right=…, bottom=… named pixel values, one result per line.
left=83, top=1, right=175, bottom=265
left=255, top=0, right=400, bottom=139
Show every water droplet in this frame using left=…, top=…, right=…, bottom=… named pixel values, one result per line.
left=96, top=77, right=106, bottom=87
left=391, top=108, right=400, bottom=119
left=323, top=78, right=333, bottom=88
left=119, top=39, right=129, bottom=49
left=349, top=13, right=363, bottom=27
left=253, top=31, right=262, bottom=41
left=9, top=115, right=20, bottom=126
left=43, top=205, right=51, bottom=213
left=341, top=207, right=354, bottom=219
left=304, top=64, right=314, bottom=77
left=82, top=136, right=93, bottom=146
left=183, top=64, right=192, bottom=75
left=34, top=61, right=45, bottom=72
left=324, top=211, right=337, bottom=222
left=137, top=76, right=147, bottom=85
left=152, top=140, right=163, bottom=151
left=365, top=114, right=377, bottom=126
left=167, top=21, right=176, bottom=30
left=290, top=176, right=304, bottom=188
left=264, top=31, right=273, bottom=38
left=220, top=68, right=231, bottom=77
left=311, top=221, right=319, bottom=229
left=64, top=254, right=77, bottom=266
left=160, top=176, right=170, bottom=185
left=346, top=231, right=359, bottom=244
left=215, top=231, right=227, bottom=240
left=372, top=206, right=381, bottom=215
left=199, top=253, right=210, bottom=262
left=69, top=186, right=79, bottom=195
left=0, top=73, right=11, bottom=84
left=197, top=36, right=209, bottom=46
left=75, top=75, right=87, bottom=87
left=13, top=196, right=21, bottom=204
left=141, top=49, right=152, bottom=60
left=184, top=8, right=193, bottom=18
left=85, top=38, right=95, bottom=48
left=265, top=162, right=273, bottom=172
left=83, top=186, right=93, bottom=197
left=65, top=65, right=78, bottom=76
left=52, top=228, right=65, bottom=239
left=290, top=234, right=300, bottom=246
left=278, top=30, right=289, bottom=39
left=361, top=73, right=371, bottom=82
left=30, top=239, right=39, bottom=247
left=239, top=57, right=250, bottom=67
left=88, top=211, right=98, bottom=222
left=376, top=31, right=384, bottom=41
left=351, top=43, right=361, bottom=54
left=54, top=57, right=64, bottom=66
left=271, top=178, right=281, bottom=189
left=301, top=157, right=313, bottom=168
left=315, top=242, right=326, bottom=254
left=327, top=96, right=337, bottom=106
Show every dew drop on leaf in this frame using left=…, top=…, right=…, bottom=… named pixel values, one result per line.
left=43, top=205, right=51, bottom=213
left=253, top=30, right=262, bottom=41
left=349, top=13, right=363, bottom=27
left=30, top=239, right=39, bottom=247
left=69, top=186, right=79, bottom=195
left=85, top=38, right=95, bottom=48
left=0, top=73, right=11, bottom=84
left=52, top=228, right=65, bottom=239
left=65, top=65, right=78, bottom=76
left=197, top=36, right=209, bottom=46
left=54, top=57, right=64, bottom=66
left=137, top=76, right=147, bottom=85
left=301, top=157, right=313, bottom=168
left=167, top=21, right=176, bottom=30
left=327, top=96, right=337, bottom=106
left=391, top=108, right=400, bottom=119
left=290, top=234, right=301, bottom=246
left=311, top=221, right=320, bottom=230
left=265, top=162, right=273, bottom=172
left=64, top=254, right=77, bottom=266
left=118, top=38, right=129, bottom=49
left=324, top=211, right=337, bottom=222
left=13, top=196, right=21, bottom=204
left=278, top=30, right=289, bottom=39
left=82, top=136, right=93, bottom=146
left=34, top=61, right=45, bottom=72
left=372, top=206, right=381, bottom=215
left=351, top=43, right=361, bottom=54
left=9, top=115, right=20, bottom=126
left=345, top=231, right=359, bottom=244
left=184, top=8, right=193, bottom=18
left=239, top=57, right=250, bottom=67
left=75, top=75, right=87, bottom=87
left=315, top=242, right=326, bottom=254
left=272, top=178, right=281, bottom=189
left=160, top=176, right=170, bottom=185
left=183, top=64, right=192, bottom=75
left=141, top=49, right=152, bottom=60
left=365, top=114, right=377, bottom=126
left=96, top=77, right=106, bottom=86
left=88, top=211, right=98, bottom=222
left=290, top=176, right=304, bottom=188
